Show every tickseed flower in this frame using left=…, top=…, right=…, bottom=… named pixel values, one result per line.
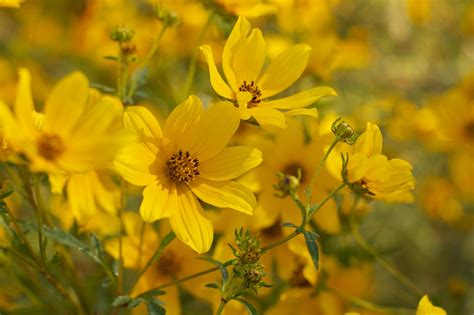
left=114, top=96, right=262, bottom=253
left=416, top=295, right=446, bottom=315
left=200, top=16, right=336, bottom=130
left=1, top=68, right=129, bottom=175
left=338, top=122, right=415, bottom=201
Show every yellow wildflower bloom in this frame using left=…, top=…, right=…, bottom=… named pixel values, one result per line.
left=328, top=122, right=415, bottom=201
left=200, top=16, right=336, bottom=130
left=1, top=68, right=128, bottom=175
left=416, top=295, right=446, bottom=315
left=0, top=0, right=22, bottom=8
left=114, top=96, right=262, bottom=253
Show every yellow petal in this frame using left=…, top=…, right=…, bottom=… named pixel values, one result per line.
left=223, top=16, right=251, bottom=90
left=354, top=122, right=383, bottom=156
left=14, top=68, right=36, bottom=135
left=258, top=44, right=311, bottom=98
left=163, top=95, right=202, bottom=155
left=261, top=86, right=336, bottom=109
left=284, top=108, right=318, bottom=118
left=248, top=107, right=287, bottom=131
left=124, top=105, right=162, bottom=153
left=42, top=72, right=89, bottom=136
left=140, top=180, right=174, bottom=222
left=67, top=173, right=97, bottom=224
left=199, top=45, right=234, bottom=99
left=49, top=173, right=70, bottom=193
left=199, top=146, right=262, bottom=181
left=188, top=101, right=240, bottom=161
left=232, top=28, right=266, bottom=86
left=416, top=295, right=446, bottom=315
left=189, top=177, right=256, bottom=215
left=114, top=143, right=156, bottom=186
left=169, top=187, right=213, bottom=254
left=346, top=152, right=369, bottom=183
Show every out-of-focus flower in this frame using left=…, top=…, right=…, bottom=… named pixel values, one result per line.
left=114, top=96, right=262, bottom=253
left=1, top=69, right=129, bottom=175
left=406, top=0, right=431, bottom=25
left=416, top=295, right=446, bottom=315
left=200, top=16, right=336, bottom=130
left=216, top=0, right=278, bottom=18
left=0, top=0, right=22, bottom=8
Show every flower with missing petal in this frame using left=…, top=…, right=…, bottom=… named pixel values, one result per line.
left=200, top=16, right=336, bottom=130
left=114, top=96, right=262, bottom=253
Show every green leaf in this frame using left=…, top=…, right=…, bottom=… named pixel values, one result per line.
left=112, top=295, right=133, bottom=307
left=236, top=298, right=259, bottom=315
left=103, top=55, right=118, bottom=61
left=90, top=233, right=104, bottom=260
left=0, top=190, right=13, bottom=199
left=204, top=283, right=219, bottom=289
left=281, top=222, right=298, bottom=229
left=140, top=289, right=166, bottom=298
left=302, top=230, right=319, bottom=270
left=144, top=298, right=166, bottom=315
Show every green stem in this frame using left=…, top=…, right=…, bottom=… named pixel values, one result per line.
left=349, top=199, right=423, bottom=298
left=306, top=183, right=346, bottom=224
left=216, top=299, right=226, bottom=315
left=126, top=25, right=168, bottom=101
left=183, top=11, right=214, bottom=98
left=117, top=179, right=126, bottom=295
left=327, top=286, right=414, bottom=315
left=33, top=176, right=46, bottom=265
left=306, top=137, right=339, bottom=208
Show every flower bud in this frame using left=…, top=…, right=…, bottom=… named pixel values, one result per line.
left=110, top=26, right=135, bottom=43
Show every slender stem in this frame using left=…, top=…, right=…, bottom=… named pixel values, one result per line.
left=183, top=11, right=214, bottom=97
left=327, top=286, right=414, bottom=315
left=126, top=25, right=168, bottom=101
left=216, top=299, right=226, bottom=315
left=349, top=199, right=423, bottom=298
left=33, top=176, right=46, bottom=265
left=261, top=230, right=299, bottom=253
left=117, top=179, right=126, bottom=295
left=306, top=137, right=339, bottom=207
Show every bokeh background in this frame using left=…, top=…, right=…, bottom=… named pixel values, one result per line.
left=0, top=1, right=473, bottom=314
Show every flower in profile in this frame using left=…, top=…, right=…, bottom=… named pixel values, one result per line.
left=416, top=295, right=446, bottom=315
left=114, top=96, right=262, bottom=253
left=1, top=68, right=128, bottom=175
left=329, top=122, right=415, bottom=202
left=200, top=16, right=336, bottom=130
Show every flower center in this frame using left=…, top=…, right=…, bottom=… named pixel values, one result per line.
left=166, top=150, right=199, bottom=184
left=463, top=120, right=474, bottom=140
left=37, top=133, right=65, bottom=161
left=283, top=162, right=306, bottom=184
left=238, top=80, right=262, bottom=108
left=156, top=250, right=182, bottom=277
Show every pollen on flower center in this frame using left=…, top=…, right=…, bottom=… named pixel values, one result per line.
left=166, top=150, right=200, bottom=184
left=37, top=133, right=65, bottom=161
left=239, top=80, right=262, bottom=108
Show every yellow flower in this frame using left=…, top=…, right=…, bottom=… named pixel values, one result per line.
left=416, top=295, right=446, bottom=315
left=0, top=0, right=22, bottom=8
left=200, top=16, right=336, bottom=130
left=1, top=68, right=128, bottom=175
left=114, top=96, right=262, bottom=253
left=216, top=0, right=278, bottom=18
left=329, top=122, right=415, bottom=201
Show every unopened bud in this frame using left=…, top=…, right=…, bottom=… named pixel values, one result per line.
left=331, top=118, right=358, bottom=144
left=110, top=26, right=135, bottom=43
left=273, top=171, right=301, bottom=198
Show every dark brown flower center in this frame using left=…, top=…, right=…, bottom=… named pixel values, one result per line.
left=37, top=133, right=65, bottom=161
left=156, top=250, right=182, bottom=277
left=463, top=120, right=474, bottom=140
left=166, top=150, right=199, bottom=184
left=239, top=80, right=262, bottom=108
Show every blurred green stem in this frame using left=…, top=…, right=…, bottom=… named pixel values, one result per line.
left=349, top=197, right=424, bottom=298
left=216, top=299, right=226, bottom=315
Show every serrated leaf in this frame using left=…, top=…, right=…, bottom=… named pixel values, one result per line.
left=204, top=283, right=219, bottom=289
left=236, top=298, right=259, bottom=315
left=302, top=230, right=319, bottom=270
left=112, top=295, right=133, bottom=307
left=144, top=298, right=166, bottom=315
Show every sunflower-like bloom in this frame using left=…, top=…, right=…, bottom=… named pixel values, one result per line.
left=114, top=96, right=262, bottom=253
left=200, top=16, right=336, bottom=130
left=1, top=69, right=128, bottom=175
left=416, top=295, right=446, bottom=315
left=344, top=122, right=415, bottom=201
